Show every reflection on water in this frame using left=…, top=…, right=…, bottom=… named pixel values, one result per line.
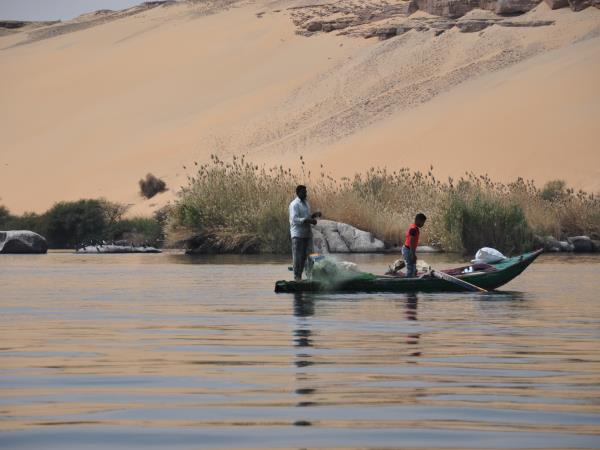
left=0, top=252, right=599, bottom=449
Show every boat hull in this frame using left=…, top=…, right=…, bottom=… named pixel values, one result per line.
left=274, top=250, right=542, bottom=294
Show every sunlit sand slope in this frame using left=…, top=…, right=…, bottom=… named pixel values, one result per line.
left=0, top=1, right=598, bottom=214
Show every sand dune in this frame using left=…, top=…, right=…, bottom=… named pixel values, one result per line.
left=0, top=1, right=598, bottom=215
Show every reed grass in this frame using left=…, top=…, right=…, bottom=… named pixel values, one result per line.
left=168, top=155, right=600, bottom=254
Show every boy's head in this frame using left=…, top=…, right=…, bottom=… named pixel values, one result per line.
left=415, top=213, right=427, bottom=228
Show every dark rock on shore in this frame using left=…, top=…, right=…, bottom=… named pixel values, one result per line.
left=534, top=234, right=600, bottom=253
left=76, top=244, right=161, bottom=254
left=567, top=236, right=594, bottom=252
left=0, top=230, right=48, bottom=254
left=535, top=235, right=561, bottom=251
left=536, top=234, right=600, bottom=253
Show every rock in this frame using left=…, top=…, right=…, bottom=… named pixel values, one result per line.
left=544, top=0, right=569, bottom=9
left=0, top=20, right=28, bottom=29
left=567, top=236, right=594, bottom=253
left=306, top=21, right=322, bottom=31
left=378, top=26, right=400, bottom=39
left=592, top=240, right=600, bottom=252
left=312, top=220, right=385, bottom=253
left=568, top=0, right=591, bottom=10
left=311, top=227, right=329, bottom=254
left=416, top=0, right=481, bottom=17
left=559, top=241, right=574, bottom=252
left=497, top=20, right=554, bottom=27
left=495, top=0, right=542, bottom=14
left=337, top=222, right=386, bottom=252
left=534, top=235, right=562, bottom=252
left=76, top=244, right=161, bottom=254
left=456, top=20, right=492, bottom=32
left=0, top=230, right=48, bottom=254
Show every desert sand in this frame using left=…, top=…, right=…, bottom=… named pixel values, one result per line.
left=0, top=0, right=599, bottom=215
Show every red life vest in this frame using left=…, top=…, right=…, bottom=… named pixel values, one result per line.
left=404, top=223, right=420, bottom=248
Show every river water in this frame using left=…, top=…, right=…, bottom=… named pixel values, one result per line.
left=1, top=251, right=599, bottom=449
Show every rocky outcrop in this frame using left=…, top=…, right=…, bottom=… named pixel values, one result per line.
left=0, top=230, right=48, bottom=254
left=312, top=220, right=386, bottom=253
left=568, top=0, right=600, bottom=9
left=494, top=0, right=543, bottom=14
left=416, top=0, right=481, bottom=18
left=288, top=0, right=589, bottom=38
left=364, top=16, right=553, bottom=39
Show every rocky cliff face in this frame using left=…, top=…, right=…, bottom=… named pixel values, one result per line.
left=290, top=0, right=598, bottom=38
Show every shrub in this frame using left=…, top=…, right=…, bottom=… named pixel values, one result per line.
left=0, top=206, right=48, bottom=236
left=169, top=155, right=295, bottom=253
left=0, top=205, right=10, bottom=227
left=541, top=179, right=566, bottom=202
left=139, top=173, right=167, bottom=199
left=443, top=191, right=533, bottom=255
left=45, top=199, right=125, bottom=248
left=107, top=217, right=164, bottom=246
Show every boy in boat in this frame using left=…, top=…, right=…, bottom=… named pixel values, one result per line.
left=402, top=213, right=427, bottom=278
left=289, top=185, right=321, bottom=281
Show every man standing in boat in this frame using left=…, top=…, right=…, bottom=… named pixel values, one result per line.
left=403, top=213, right=427, bottom=278
left=289, top=185, right=321, bottom=281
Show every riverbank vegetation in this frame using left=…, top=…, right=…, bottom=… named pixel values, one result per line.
left=3, top=156, right=598, bottom=254
left=168, top=155, right=600, bottom=255
left=0, top=199, right=164, bottom=249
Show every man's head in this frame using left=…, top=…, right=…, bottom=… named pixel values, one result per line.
left=296, top=185, right=307, bottom=201
left=415, top=213, right=427, bottom=228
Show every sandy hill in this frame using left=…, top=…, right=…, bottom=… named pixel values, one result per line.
left=0, top=0, right=599, bottom=215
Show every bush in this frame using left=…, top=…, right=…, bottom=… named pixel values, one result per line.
left=541, top=179, right=566, bottom=202
left=169, top=155, right=295, bottom=253
left=2, top=200, right=167, bottom=249
left=107, top=217, right=164, bottom=246
left=0, top=205, right=10, bottom=227
left=45, top=199, right=126, bottom=248
left=0, top=206, right=48, bottom=237
left=139, top=173, right=167, bottom=199
left=444, top=192, right=533, bottom=255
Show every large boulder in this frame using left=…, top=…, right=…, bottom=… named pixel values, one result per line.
left=312, top=220, right=385, bottom=253
left=567, top=236, right=594, bottom=253
left=544, top=0, right=569, bottom=9
left=416, top=0, right=481, bottom=17
left=0, top=230, right=48, bottom=254
left=494, top=0, right=542, bottom=14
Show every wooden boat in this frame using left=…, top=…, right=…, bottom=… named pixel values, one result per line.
left=274, top=249, right=543, bottom=294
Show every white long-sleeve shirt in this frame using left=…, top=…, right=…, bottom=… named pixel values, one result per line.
left=289, top=197, right=312, bottom=238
